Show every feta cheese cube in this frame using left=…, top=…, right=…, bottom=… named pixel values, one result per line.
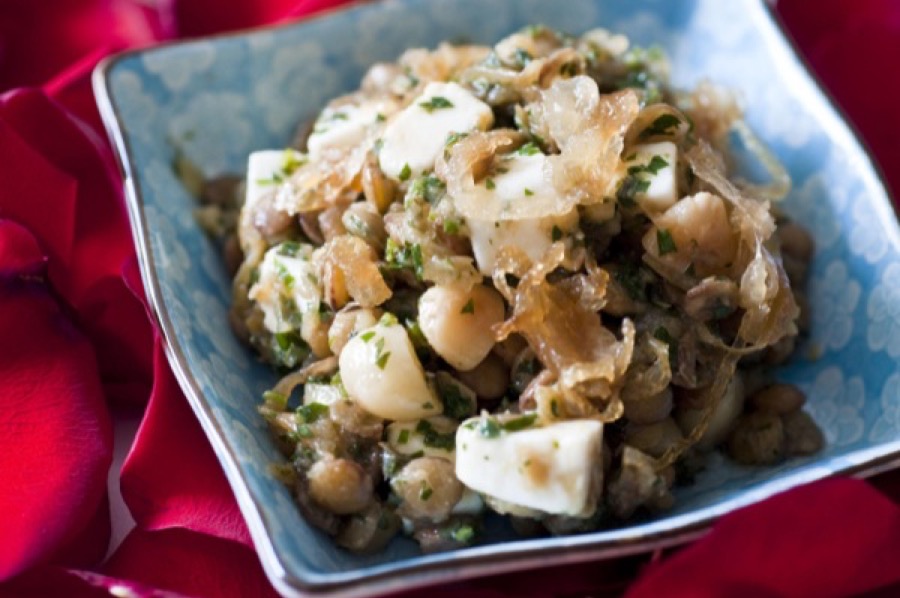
left=465, top=152, right=578, bottom=274
left=625, top=141, right=678, bottom=212
left=245, top=149, right=305, bottom=211
left=456, top=416, right=604, bottom=517
left=249, top=243, right=321, bottom=334
left=378, top=81, right=493, bottom=180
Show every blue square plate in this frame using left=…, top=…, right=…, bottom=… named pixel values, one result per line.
left=94, top=0, right=900, bottom=595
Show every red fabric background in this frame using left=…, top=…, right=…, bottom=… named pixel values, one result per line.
left=0, top=1, right=897, bottom=596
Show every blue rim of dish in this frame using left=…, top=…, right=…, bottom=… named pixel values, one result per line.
left=92, top=1, right=900, bottom=596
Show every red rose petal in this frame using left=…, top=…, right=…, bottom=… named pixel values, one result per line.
left=120, top=339, right=251, bottom=546
left=777, top=0, right=900, bottom=200
left=0, top=90, right=154, bottom=405
left=0, top=219, right=47, bottom=277
left=0, top=567, right=111, bottom=598
left=0, top=244, right=113, bottom=579
left=50, top=495, right=112, bottom=571
left=625, top=478, right=900, bottom=598
left=103, top=529, right=277, bottom=598
left=0, top=0, right=159, bottom=90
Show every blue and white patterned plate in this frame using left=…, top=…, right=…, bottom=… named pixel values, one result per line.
left=94, top=1, right=900, bottom=596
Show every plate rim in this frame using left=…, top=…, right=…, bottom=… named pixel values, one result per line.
left=92, top=1, right=900, bottom=596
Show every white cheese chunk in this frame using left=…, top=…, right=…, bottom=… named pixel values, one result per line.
left=338, top=317, right=441, bottom=421
left=386, top=416, right=456, bottom=461
left=307, top=101, right=389, bottom=159
left=456, top=417, right=604, bottom=517
left=466, top=152, right=579, bottom=274
left=625, top=141, right=678, bottom=213
left=378, top=81, right=493, bottom=180
left=245, top=149, right=304, bottom=211
left=248, top=243, right=321, bottom=334
left=451, top=488, right=484, bottom=516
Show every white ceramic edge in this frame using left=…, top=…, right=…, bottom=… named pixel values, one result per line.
left=91, top=1, right=900, bottom=596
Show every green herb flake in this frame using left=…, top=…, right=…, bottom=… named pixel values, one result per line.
left=384, top=239, right=425, bottom=280
left=550, top=399, right=560, bottom=418
left=639, top=114, right=682, bottom=140
left=297, top=424, right=313, bottom=439
left=410, top=174, right=446, bottom=204
left=419, top=484, right=433, bottom=501
left=551, top=225, right=563, bottom=242
left=271, top=331, right=310, bottom=369
left=419, top=96, right=455, bottom=112
left=450, top=524, right=475, bottom=543
left=399, top=163, right=412, bottom=181
left=415, top=419, right=455, bottom=450
left=616, top=175, right=651, bottom=207
left=443, top=219, right=460, bottom=235
left=262, top=390, right=288, bottom=410
left=376, top=113, right=386, bottom=122
left=502, top=413, right=537, bottom=432
left=524, top=187, right=534, bottom=197
left=516, top=141, right=541, bottom=156
left=274, top=261, right=295, bottom=289
left=360, top=331, right=376, bottom=343
left=277, top=241, right=302, bottom=257
left=614, top=262, right=647, bottom=302
left=460, top=298, right=475, bottom=315
left=438, top=380, right=473, bottom=420
left=397, top=429, right=411, bottom=444
left=478, top=418, right=501, bottom=439
left=656, top=228, right=677, bottom=255
left=281, top=150, right=306, bottom=176
left=375, top=351, right=392, bottom=370
left=485, top=177, right=496, bottom=190
left=297, top=402, right=329, bottom=424
left=379, top=312, right=399, bottom=327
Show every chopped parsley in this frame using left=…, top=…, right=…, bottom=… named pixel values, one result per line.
left=399, top=163, right=412, bottom=181
left=274, top=261, right=295, bottom=288
left=502, top=413, right=537, bottom=432
left=639, top=114, right=682, bottom=140
left=384, top=239, right=425, bottom=280
left=550, top=399, right=560, bottom=417
left=281, top=150, right=306, bottom=176
left=277, top=241, right=302, bottom=257
left=477, top=418, right=501, bottom=439
left=397, top=429, right=410, bottom=444
left=551, top=225, right=563, bottom=242
left=419, top=484, right=433, bottom=501
left=262, top=390, right=288, bottom=410
left=627, top=155, right=669, bottom=176
left=449, top=524, right=475, bottom=543
left=360, top=331, right=376, bottom=342
left=484, top=177, right=496, bottom=190
left=460, top=298, right=475, bottom=314
left=657, top=228, right=677, bottom=255
left=616, top=175, right=651, bottom=208
left=516, top=141, right=541, bottom=156
left=375, top=113, right=386, bottom=122
left=271, top=331, right=309, bottom=369
left=443, top=219, right=461, bottom=235
left=437, top=378, right=474, bottom=420
left=419, top=96, right=455, bottom=112
left=296, top=402, right=329, bottom=424
left=524, top=187, right=534, bottom=197
left=409, top=174, right=446, bottom=204
left=415, top=419, right=455, bottom=450
left=375, top=352, right=392, bottom=370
